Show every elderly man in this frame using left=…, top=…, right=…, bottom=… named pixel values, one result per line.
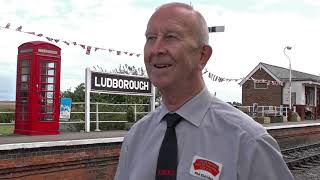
left=115, top=2, right=293, bottom=180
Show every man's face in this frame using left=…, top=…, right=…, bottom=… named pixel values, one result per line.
left=144, top=7, right=203, bottom=90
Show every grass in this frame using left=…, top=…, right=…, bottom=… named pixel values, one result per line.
left=0, top=125, right=14, bottom=135
left=0, top=101, right=15, bottom=111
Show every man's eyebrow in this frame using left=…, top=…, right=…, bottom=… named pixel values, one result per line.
left=145, top=30, right=154, bottom=36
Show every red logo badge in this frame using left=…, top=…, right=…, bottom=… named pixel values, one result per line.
left=190, top=155, right=223, bottom=180
left=193, top=159, right=220, bottom=176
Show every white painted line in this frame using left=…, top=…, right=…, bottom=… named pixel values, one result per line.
left=265, top=123, right=320, bottom=130
left=0, top=137, right=124, bottom=150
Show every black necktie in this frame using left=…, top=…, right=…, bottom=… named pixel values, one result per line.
left=156, top=113, right=182, bottom=180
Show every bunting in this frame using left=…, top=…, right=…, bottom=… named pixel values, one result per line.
left=5, top=23, right=10, bottom=29
left=251, top=77, right=283, bottom=86
left=16, top=26, right=22, bottom=31
left=86, top=46, right=92, bottom=55
left=0, top=22, right=142, bottom=57
left=202, top=68, right=284, bottom=86
left=203, top=68, right=242, bottom=83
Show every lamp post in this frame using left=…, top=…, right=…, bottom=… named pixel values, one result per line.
left=283, top=46, right=292, bottom=111
left=208, top=26, right=225, bottom=33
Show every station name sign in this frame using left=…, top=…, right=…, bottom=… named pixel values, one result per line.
left=91, top=72, right=152, bottom=95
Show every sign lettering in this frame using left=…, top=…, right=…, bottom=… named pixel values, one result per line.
left=38, top=48, right=58, bottom=55
left=91, top=72, right=152, bottom=95
left=19, top=49, right=33, bottom=54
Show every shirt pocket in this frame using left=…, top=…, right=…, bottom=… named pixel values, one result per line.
left=179, top=171, right=202, bottom=180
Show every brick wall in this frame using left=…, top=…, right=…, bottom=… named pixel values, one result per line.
left=242, top=68, right=283, bottom=106
left=268, top=126, right=320, bottom=149
left=0, top=142, right=121, bottom=180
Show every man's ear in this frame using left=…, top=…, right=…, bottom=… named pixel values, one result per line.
left=199, top=45, right=212, bottom=70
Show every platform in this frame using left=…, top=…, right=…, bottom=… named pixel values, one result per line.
left=1, top=120, right=320, bottom=150
left=263, top=120, right=320, bottom=130
left=0, top=130, right=126, bottom=150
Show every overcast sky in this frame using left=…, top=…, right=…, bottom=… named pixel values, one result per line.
left=0, top=0, right=320, bottom=103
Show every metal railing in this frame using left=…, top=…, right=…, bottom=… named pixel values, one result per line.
left=237, top=105, right=289, bottom=117
left=0, top=102, right=150, bottom=130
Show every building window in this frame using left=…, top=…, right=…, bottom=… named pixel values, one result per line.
left=254, top=82, right=268, bottom=89
left=306, top=87, right=315, bottom=106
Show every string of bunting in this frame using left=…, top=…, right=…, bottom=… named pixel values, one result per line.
left=203, top=68, right=242, bottom=82
left=251, top=77, right=283, bottom=86
left=203, top=69, right=284, bottom=86
left=0, top=23, right=142, bottom=57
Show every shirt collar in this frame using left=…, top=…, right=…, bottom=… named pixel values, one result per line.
left=157, top=87, right=212, bottom=127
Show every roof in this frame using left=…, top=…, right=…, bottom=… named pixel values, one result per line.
left=18, top=41, right=61, bottom=50
left=239, top=62, right=320, bottom=85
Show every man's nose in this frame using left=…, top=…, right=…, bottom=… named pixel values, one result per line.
left=151, top=38, right=166, bottom=55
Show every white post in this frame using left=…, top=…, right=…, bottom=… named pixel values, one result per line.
left=95, top=102, right=100, bottom=131
left=283, top=46, right=292, bottom=111
left=150, top=84, right=156, bottom=111
left=314, top=86, right=317, bottom=107
left=134, top=104, right=137, bottom=122
left=85, top=68, right=91, bottom=132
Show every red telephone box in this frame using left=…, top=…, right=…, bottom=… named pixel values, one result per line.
left=14, top=41, right=61, bottom=135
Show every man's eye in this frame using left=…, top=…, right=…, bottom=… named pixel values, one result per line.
left=166, top=35, right=177, bottom=39
left=146, top=36, right=156, bottom=41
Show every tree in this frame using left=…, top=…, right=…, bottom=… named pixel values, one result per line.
left=60, top=64, right=160, bottom=125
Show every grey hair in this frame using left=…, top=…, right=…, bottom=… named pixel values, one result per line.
left=156, top=2, right=209, bottom=46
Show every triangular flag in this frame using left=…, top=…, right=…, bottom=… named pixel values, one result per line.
left=109, top=49, right=114, bottom=53
left=136, top=54, right=141, bottom=57
left=46, top=37, right=53, bottom=41
left=54, top=39, right=60, bottom=43
left=129, top=53, right=133, bottom=56
left=37, top=33, right=43, bottom=37
left=80, top=44, right=86, bottom=49
left=94, top=47, right=99, bottom=51
left=72, top=42, right=77, bottom=45
left=117, top=51, right=121, bottom=55
left=16, top=26, right=22, bottom=31
left=26, top=32, right=35, bottom=35
left=5, top=23, right=10, bottom=29
left=86, top=46, right=92, bottom=55
left=63, top=41, right=70, bottom=45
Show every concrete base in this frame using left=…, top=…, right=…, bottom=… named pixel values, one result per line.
left=290, top=112, right=301, bottom=122
left=255, top=117, right=271, bottom=124
left=270, top=116, right=287, bottom=123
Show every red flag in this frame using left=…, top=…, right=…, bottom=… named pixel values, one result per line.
left=5, top=23, right=10, bottom=29
left=16, top=26, right=22, bottom=31
left=80, top=44, right=85, bottom=49
left=37, top=33, right=43, bottom=37
left=86, top=46, right=92, bottom=55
